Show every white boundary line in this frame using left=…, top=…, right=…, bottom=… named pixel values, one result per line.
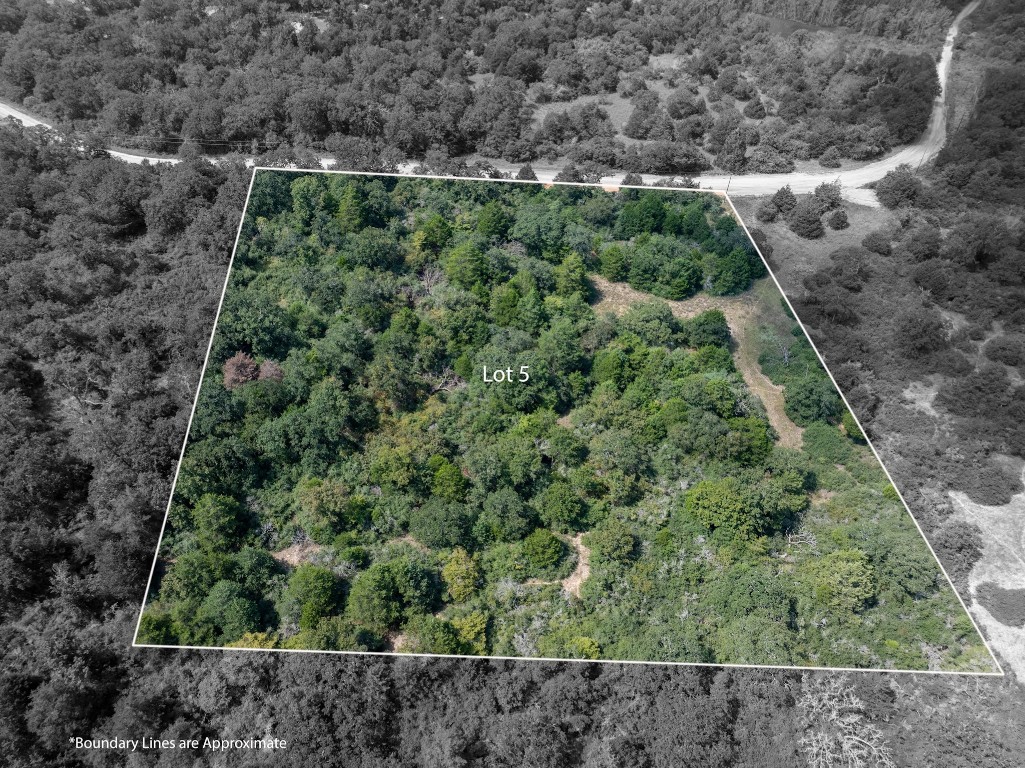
left=131, top=169, right=259, bottom=646
left=724, top=193, right=1005, bottom=678
left=133, top=168, right=1003, bottom=677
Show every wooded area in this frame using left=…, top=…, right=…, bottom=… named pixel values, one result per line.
left=131, top=172, right=989, bottom=671
left=2, top=0, right=1023, bottom=765
left=0, top=0, right=947, bottom=175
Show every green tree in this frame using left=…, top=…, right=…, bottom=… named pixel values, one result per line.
left=402, top=615, right=464, bottom=654
left=801, top=550, right=877, bottom=619
left=476, top=201, right=511, bottom=239
left=553, top=252, right=587, bottom=297
left=281, top=564, right=338, bottom=631
left=620, top=301, right=677, bottom=346
left=429, top=456, right=469, bottom=502
left=197, top=580, right=261, bottom=644
left=685, top=310, right=731, bottom=348
left=536, top=481, right=586, bottom=531
left=521, top=529, right=564, bottom=571
left=705, top=247, right=751, bottom=295
left=784, top=375, right=842, bottom=426
left=584, top=519, right=634, bottom=564
left=441, top=547, right=480, bottom=602
left=335, top=182, right=366, bottom=233
left=685, top=477, right=769, bottom=538
left=599, top=244, right=628, bottom=281
left=474, top=488, right=532, bottom=544
left=191, top=493, right=243, bottom=553
left=408, top=498, right=470, bottom=549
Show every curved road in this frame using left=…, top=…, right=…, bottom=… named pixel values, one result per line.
left=0, top=0, right=979, bottom=205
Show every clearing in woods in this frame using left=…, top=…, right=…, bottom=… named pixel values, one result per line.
left=589, top=274, right=804, bottom=450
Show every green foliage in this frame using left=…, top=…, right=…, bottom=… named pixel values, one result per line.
left=536, top=481, right=586, bottom=531
left=685, top=477, right=773, bottom=538
left=402, top=615, right=464, bottom=655
left=800, top=550, right=877, bottom=620
left=280, top=565, right=338, bottom=631
left=620, top=301, right=678, bottom=346
left=801, top=422, right=853, bottom=465
left=598, top=244, right=628, bottom=281
left=346, top=557, right=436, bottom=633
left=191, top=493, right=244, bottom=553
left=684, top=310, right=730, bottom=348
left=784, top=375, right=842, bottom=426
left=442, top=548, right=481, bottom=602
left=408, top=498, right=470, bottom=549
left=474, top=488, right=532, bottom=544
left=197, top=580, right=261, bottom=644
left=521, top=529, right=564, bottom=571
left=584, top=519, right=634, bottom=564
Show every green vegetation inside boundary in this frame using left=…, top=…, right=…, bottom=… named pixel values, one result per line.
left=139, top=172, right=990, bottom=671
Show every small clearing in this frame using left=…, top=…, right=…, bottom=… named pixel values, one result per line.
left=590, top=275, right=804, bottom=450
left=271, top=540, right=323, bottom=567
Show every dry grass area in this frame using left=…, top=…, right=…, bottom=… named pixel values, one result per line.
left=590, top=274, right=804, bottom=450
left=729, top=195, right=897, bottom=288
left=271, top=540, right=323, bottom=567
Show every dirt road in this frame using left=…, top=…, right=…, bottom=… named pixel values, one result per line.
left=0, top=2, right=978, bottom=203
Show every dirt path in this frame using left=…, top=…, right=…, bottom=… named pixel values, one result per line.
left=590, top=275, right=803, bottom=450
left=560, top=533, right=591, bottom=599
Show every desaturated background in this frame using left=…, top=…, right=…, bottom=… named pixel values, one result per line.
left=1, top=1, right=1022, bottom=765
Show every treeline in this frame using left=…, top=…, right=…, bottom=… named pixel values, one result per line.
left=0, top=0, right=939, bottom=172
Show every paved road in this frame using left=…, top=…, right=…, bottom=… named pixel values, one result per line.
left=0, top=0, right=979, bottom=205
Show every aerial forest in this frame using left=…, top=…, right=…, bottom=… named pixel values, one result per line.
left=138, top=172, right=990, bottom=671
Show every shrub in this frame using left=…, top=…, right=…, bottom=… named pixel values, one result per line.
left=827, top=209, right=849, bottom=230
left=584, top=519, right=635, bottom=564
left=771, top=185, right=797, bottom=214
left=861, top=231, right=892, bottom=256
left=755, top=200, right=778, bottom=223
left=802, top=422, right=853, bottom=465
left=784, top=375, right=842, bottom=426
left=441, top=548, right=480, bottom=602
left=746, top=146, right=795, bottom=173
left=521, top=529, right=564, bottom=571
left=812, top=181, right=843, bottom=213
left=787, top=199, right=824, bottom=239
left=875, top=164, right=922, bottom=208
left=742, top=99, right=766, bottom=119
left=818, top=146, right=842, bottom=168
left=685, top=477, right=769, bottom=538
left=895, top=306, right=947, bottom=357
left=536, top=481, right=586, bottom=530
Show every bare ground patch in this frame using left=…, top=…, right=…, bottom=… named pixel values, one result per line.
left=271, top=540, right=323, bottom=568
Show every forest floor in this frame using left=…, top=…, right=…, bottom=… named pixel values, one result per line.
left=589, top=275, right=804, bottom=450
